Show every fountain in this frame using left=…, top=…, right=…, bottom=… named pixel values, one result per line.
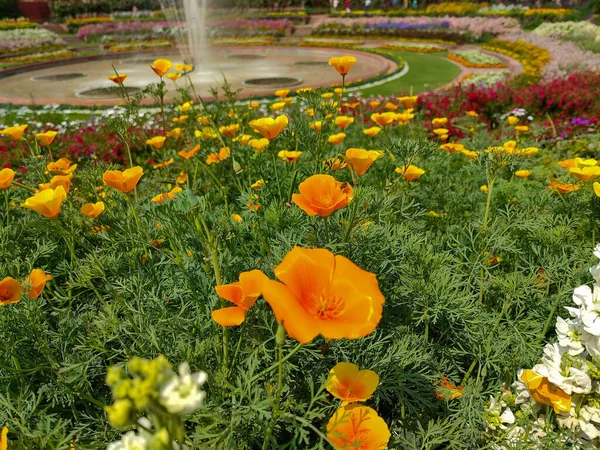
left=159, top=0, right=208, bottom=66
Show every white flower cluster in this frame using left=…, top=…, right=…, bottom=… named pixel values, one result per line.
left=485, top=245, right=600, bottom=448
left=106, top=362, right=207, bottom=450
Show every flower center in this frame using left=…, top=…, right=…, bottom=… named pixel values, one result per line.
left=0, top=288, right=10, bottom=301
left=305, top=289, right=344, bottom=320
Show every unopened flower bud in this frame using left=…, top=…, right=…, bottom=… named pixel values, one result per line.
left=105, top=399, right=135, bottom=428
left=276, top=322, right=286, bottom=346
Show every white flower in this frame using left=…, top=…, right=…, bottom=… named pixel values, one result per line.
left=556, top=316, right=585, bottom=355
left=512, top=370, right=531, bottom=404
left=573, top=284, right=600, bottom=336
left=106, top=431, right=150, bottom=450
left=533, top=343, right=591, bottom=395
left=159, top=362, right=207, bottom=414
left=500, top=408, right=515, bottom=425
left=590, top=263, right=600, bottom=283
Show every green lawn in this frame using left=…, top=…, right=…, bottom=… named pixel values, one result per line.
left=359, top=50, right=461, bottom=97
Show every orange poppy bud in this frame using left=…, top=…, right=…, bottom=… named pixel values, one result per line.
left=0, top=277, right=22, bottom=305
left=277, top=150, right=302, bottom=163
left=370, top=112, right=396, bottom=127
left=25, top=269, right=52, bottom=299
left=326, top=404, right=390, bottom=449
left=261, top=247, right=384, bottom=343
left=328, top=56, right=357, bottom=76
left=335, top=116, right=354, bottom=130
left=22, top=185, right=67, bottom=218
left=397, top=95, right=418, bottom=109
left=150, top=58, right=172, bottom=77
left=363, top=126, right=381, bottom=137
left=102, top=166, right=144, bottom=193
left=81, top=201, right=105, bottom=218
left=292, top=174, right=353, bottom=218
left=211, top=270, right=268, bottom=327
left=328, top=133, right=346, bottom=145
left=0, top=168, right=15, bottom=189
left=395, top=164, right=425, bottom=181
left=146, top=136, right=166, bottom=149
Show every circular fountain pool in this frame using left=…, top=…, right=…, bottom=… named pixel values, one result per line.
left=0, top=47, right=396, bottom=105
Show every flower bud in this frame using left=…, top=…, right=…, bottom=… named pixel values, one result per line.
left=275, top=322, right=286, bottom=346
left=106, top=366, right=125, bottom=387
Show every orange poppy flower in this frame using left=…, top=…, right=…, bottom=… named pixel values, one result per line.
left=326, top=404, right=390, bottom=450
left=219, top=124, right=240, bottom=137
left=439, top=143, right=465, bottom=153
left=370, top=112, right=396, bottom=127
left=206, top=147, right=230, bottom=165
left=515, top=125, right=529, bottom=132
left=47, top=157, right=76, bottom=174
left=22, top=185, right=67, bottom=218
left=335, top=116, right=355, bottom=130
left=150, top=58, right=172, bottom=77
left=569, top=166, right=600, bottom=182
left=326, top=362, right=379, bottom=403
left=309, top=121, right=323, bottom=132
left=274, top=89, right=290, bottom=98
left=151, top=187, right=182, bottom=204
left=176, top=171, right=187, bottom=184
left=520, top=369, right=571, bottom=413
left=1, top=426, right=7, bottom=450
left=103, top=166, right=144, bottom=193
left=108, top=74, right=127, bottom=84
left=250, top=138, right=270, bottom=152
left=146, top=136, right=166, bottom=149
left=166, top=72, right=182, bottom=81
left=0, top=277, right=22, bottom=305
left=175, top=64, right=193, bottom=72
left=432, top=117, right=448, bottom=127
left=436, top=376, right=464, bottom=400
left=369, top=100, right=380, bottom=109
left=547, top=178, right=580, bottom=194
left=178, top=144, right=201, bottom=160
left=249, top=115, right=288, bottom=140
left=278, top=150, right=302, bottom=163
left=363, top=126, right=381, bottom=137
left=35, top=130, right=58, bottom=146
left=395, top=111, right=415, bottom=125
left=395, top=165, right=425, bottom=181
left=323, top=157, right=347, bottom=171
left=261, top=247, right=385, bottom=343
left=0, top=168, right=15, bottom=189
left=231, top=213, right=243, bottom=223
left=25, top=269, right=52, bottom=299
left=211, top=270, right=268, bottom=327
left=515, top=169, right=532, bottom=179
left=345, top=148, right=382, bottom=177
left=328, top=56, right=357, bottom=76
left=384, top=101, right=398, bottom=111
left=292, top=174, right=353, bottom=218
left=39, top=173, right=73, bottom=194
left=152, top=158, right=174, bottom=170
left=81, top=201, right=105, bottom=218
left=507, top=116, right=519, bottom=125
left=397, top=95, right=418, bottom=109
left=1, top=125, right=27, bottom=140
left=328, top=133, right=346, bottom=145
left=166, top=128, right=183, bottom=140
left=558, top=158, right=597, bottom=169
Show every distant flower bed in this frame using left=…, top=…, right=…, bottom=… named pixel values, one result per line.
left=300, top=37, right=364, bottom=48
left=0, top=49, right=74, bottom=65
left=364, top=21, right=450, bottom=30
left=483, top=39, right=550, bottom=83
left=533, top=21, right=600, bottom=54
left=211, top=37, right=274, bottom=46
left=312, top=23, right=469, bottom=45
left=108, top=39, right=173, bottom=52
left=0, top=18, right=37, bottom=30
left=448, top=50, right=507, bottom=68
left=381, top=42, right=445, bottom=53
left=460, top=70, right=510, bottom=87
left=66, top=16, right=113, bottom=33
left=0, top=28, right=66, bottom=56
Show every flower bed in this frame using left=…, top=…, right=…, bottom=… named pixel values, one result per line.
left=482, top=39, right=549, bottom=83
left=448, top=50, right=507, bottom=68
left=0, top=18, right=37, bottom=30
left=381, top=42, right=445, bottom=53
left=460, top=70, right=510, bottom=87
left=0, top=49, right=74, bottom=65
left=533, top=21, right=600, bottom=54
left=108, top=39, right=173, bottom=52
left=300, top=37, right=364, bottom=48
left=211, top=37, right=274, bottom=47
left=0, top=28, right=66, bottom=56
left=312, top=23, right=469, bottom=45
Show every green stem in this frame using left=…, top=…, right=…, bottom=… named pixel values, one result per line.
left=249, top=343, right=303, bottom=383
left=11, top=180, right=36, bottom=193
left=209, top=241, right=229, bottom=375
left=482, top=177, right=495, bottom=232
left=4, top=189, right=9, bottom=227
left=344, top=184, right=360, bottom=242
left=272, top=151, right=282, bottom=202
left=287, top=168, right=299, bottom=203
left=462, top=301, right=510, bottom=385
left=54, top=218, right=76, bottom=261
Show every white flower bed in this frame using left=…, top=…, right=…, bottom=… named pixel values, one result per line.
left=451, top=49, right=503, bottom=66
left=462, top=71, right=509, bottom=87
left=0, top=28, right=66, bottom=53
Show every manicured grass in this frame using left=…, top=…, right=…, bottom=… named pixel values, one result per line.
left=359, top=50, right=462, bottom=97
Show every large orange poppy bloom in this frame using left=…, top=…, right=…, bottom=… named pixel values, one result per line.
left=248, top=115, right=288, bottom=140
left=102, top=166, right=144, bottom=193
left=261, top=247, right=385, bottom=343
left=328, top=56, right=357, bottom=76
left=326, top=404, right=391, bottom=450
left=292, top=174, right=353, bottom=218
left=212, top=270, right=268, bottom=327
left=22, top=185, right=67, bottom=218
left=345, top=148, right=382, bottom=177
left=0, top=277, right=22, bottom=305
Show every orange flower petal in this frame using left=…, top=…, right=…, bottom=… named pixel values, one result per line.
left=211, top=306, right=246, bottom=327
